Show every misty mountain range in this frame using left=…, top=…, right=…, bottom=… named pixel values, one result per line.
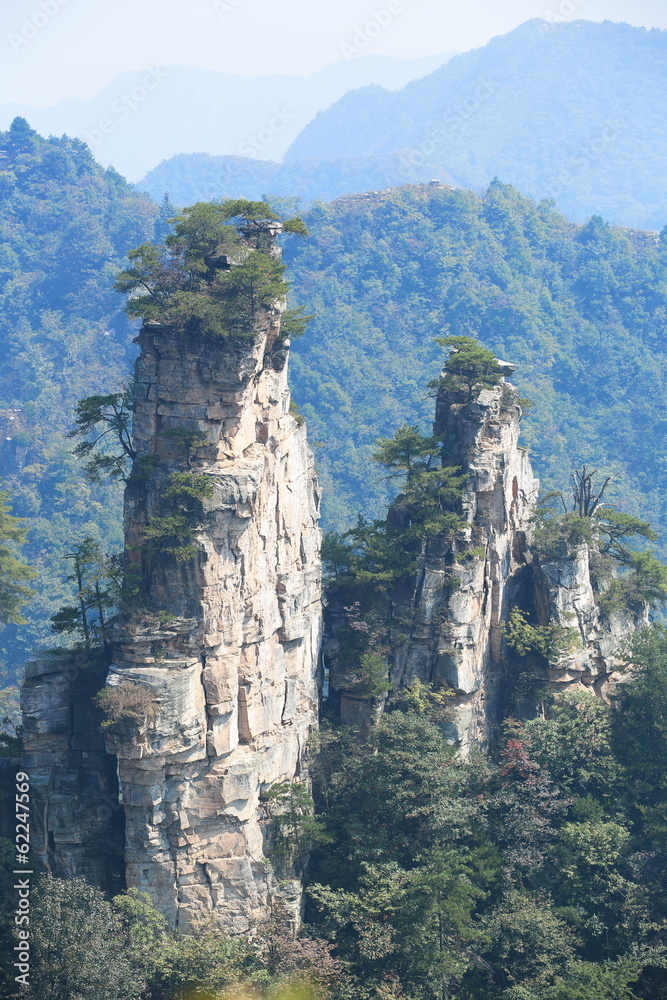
left=0, top=54, right=451, bottom=182
left=141, top=19, right=667, bottom=230
left=5, top=19, right=666, bottom=229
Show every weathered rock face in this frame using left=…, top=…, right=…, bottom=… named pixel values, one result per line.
left=388, top=379, right=538, bottom=747
left=325, top=369, right=645, bottom=748
left=104, top=297, right=321, bottom=930
left=19, top=651, right=124, bottom=893
left=533, top=544, right=648, bottom=698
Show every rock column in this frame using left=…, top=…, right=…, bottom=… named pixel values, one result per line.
left=105, top=297, right=321, bottom=929
left=390, top=376, right=538, bottom=746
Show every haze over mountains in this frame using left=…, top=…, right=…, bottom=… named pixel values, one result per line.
left=0, top=54, right=451, bottom=182
left=142, top=19, right=667, bottom=230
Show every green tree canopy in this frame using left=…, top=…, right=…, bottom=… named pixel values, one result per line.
left=25, top=875, right=146, bottom=1000
left=0, top=491, right=35, bottom=625
left=114, top=199, right=308, bottom=338
left=612, top=626, right=667, bottom=852
left=435, top=335, right=505, bottom=403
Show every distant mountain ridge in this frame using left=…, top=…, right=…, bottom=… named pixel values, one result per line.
left=0, top=54, right=453, bottom=181
left=284, top=19, right=667, bottom=228
left=140, top=19, right=667, bottom=230
left=139, top=151, right=457, bottom=207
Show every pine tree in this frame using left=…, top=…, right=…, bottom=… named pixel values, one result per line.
left=0, top=492, right=35, bottom=626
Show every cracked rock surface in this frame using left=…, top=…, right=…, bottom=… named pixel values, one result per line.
left=105, top=304, right=321, bottom=930
left=388, top=379, right=539, bottom=747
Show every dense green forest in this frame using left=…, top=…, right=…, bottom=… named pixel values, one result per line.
left=3, top=121, right=667, bottom=717
left=2, top=124, right=667, bottom=1000
left=0, top=118, right=162, bottom=711
left=3, top=629, right=667, bottom=998
left=286, top=182, right=667, bottom=545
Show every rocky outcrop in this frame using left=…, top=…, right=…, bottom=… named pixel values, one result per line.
left=103, top=273, right=321, bottom=930
left=21, top=303, right=644, bottom=922
left=534, top=544, right=648, bottom=697
left=20, top=232, right=321, bottom=930
left=388, top=378, right=538, bottom=747
left=19, top=651, right=124, bottom=893
left=325, top=366, right=645, bottom=748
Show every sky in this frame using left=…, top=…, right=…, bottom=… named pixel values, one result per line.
left=1, top=0, right=666, bottom=107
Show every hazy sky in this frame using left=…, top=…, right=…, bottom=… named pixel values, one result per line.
left=2, top=0, right=666, bottom=106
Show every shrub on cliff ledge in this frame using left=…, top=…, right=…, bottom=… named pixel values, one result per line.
left=533, top=468, right=667, bottom=612
left=114, top=199, right=308, bottom=339
left=503, top=608, right=580, bottom=661
left=142, top=470, right=216, bottom=563
left=97, top=680, right=160, bottom=727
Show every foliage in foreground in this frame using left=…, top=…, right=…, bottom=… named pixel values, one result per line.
left=302, top=629, right=667, bottom=998
left=3, top=874, right=342, bottom=1000
left=4, top=628, right=667, bottom=999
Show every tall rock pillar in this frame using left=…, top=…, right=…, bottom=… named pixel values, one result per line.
left=105, top=256, right=321, bottom=930
left=391, top=372, right=539, bottom=747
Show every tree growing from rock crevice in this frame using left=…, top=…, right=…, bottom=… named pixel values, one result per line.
left=113, top=199, right=309, bottom=339
left=432, top=335, right=505, bottom=403
left=534, top=468, right=667, bottom=612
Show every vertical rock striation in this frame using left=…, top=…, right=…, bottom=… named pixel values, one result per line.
left=103, top=262, right=321, bottom=929
left=389, top=375, right=538, bottom=747
left=19, top=651, right=124, bottom=892
left=533, top=543, right=648, bottom=697
left=326, top=362, right=646, bottom=749
left=20, top=319, right=645, bottom=907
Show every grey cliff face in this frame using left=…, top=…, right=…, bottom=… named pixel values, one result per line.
left=105, top=304, right=322, bottom=931
left=389, top=380, right=539, bottom=747
left=20, top=279, right=322, bottom=931
left=534, top=543, right=648, bottom=697
left=326, top=373, right=646, bottom=748
left=20, top=651, right=124, bottom=892
left=21, top=340, right=646, bottom=917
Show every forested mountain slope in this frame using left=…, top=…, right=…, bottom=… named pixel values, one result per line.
left=139, top=149, right=449, bottom=209
left=3, top=124, right=667, bottom=705
left=283, top=19, right=667, bottom=229
left=0, top=118, right=159, bottom=695
left=286, top=182, right=667, bottom=539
